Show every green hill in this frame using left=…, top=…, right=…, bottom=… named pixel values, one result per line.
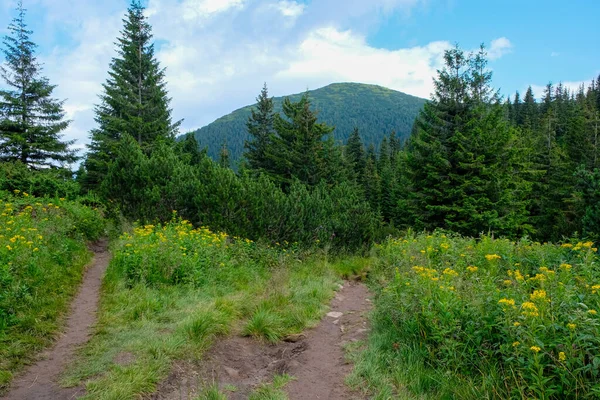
left=186, top=82, right=427, bottom=161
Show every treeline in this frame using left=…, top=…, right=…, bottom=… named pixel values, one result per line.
left=1, top=0, right=598, bottom=247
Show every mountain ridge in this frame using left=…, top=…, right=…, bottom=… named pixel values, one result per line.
left=184, top=82, right=427, bottom=161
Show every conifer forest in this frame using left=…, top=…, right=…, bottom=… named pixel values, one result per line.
left=1, top=1, right=600, bottom=399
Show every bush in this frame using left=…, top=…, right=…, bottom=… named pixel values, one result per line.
left=0, top=161, right=80, bottom=199
left=362, top=233, right=600, bottom=399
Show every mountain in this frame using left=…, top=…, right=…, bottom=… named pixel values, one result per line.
left=186, top=82, right=427, bottom=162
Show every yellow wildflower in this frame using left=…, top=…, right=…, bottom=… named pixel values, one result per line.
left=530, top=346, right=541, bottom=353
left=522, top=301, right=539, bottom=317
left=442, top=267, right=458, bottom=277
left=560, top=263, right=572, bottom=270
left=498, top=298, right=516, bottom=307
left=466, top=266, right=478, bottom=273
left=530, top=290, right=548, bottom=302
left=485, top=254, right=501, bottom=261
left=559, top=352, right=566, bottom=361
left=567, top=323, right=576, bottom=330
left=503, top=280, right=512, bottom=286
left=512, top=341, right=520, bottom=347
left=588, top=310, right=597, bottom=315
left=513, top=321, right=521, bottom=327
left=561, top=243, right=573, bottom=248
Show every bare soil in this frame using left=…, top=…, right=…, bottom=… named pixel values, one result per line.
left=2, top=240, right=110, bottom=400
left=152, top=281, right=371, bottom=400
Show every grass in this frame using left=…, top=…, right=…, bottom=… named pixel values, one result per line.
left=249, top=374, right=295, bottom=400
left=62, top=220, right=341, bottom=399
left=0, top=192, right=105, bottom=391
left=349, top=232, right=600, bottom=399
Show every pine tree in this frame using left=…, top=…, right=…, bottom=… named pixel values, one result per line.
left=177, top=133, right=205, bottom=166
left=219, top=139, right=230, bottom=168
left=83, top=0, right=179, bottom=190
left=245, top=83, right=275, bottom=173
left=522, top=86, right=538, bottom=130
left=388, top=131, right=401, bottom=163
left=405, top=44, right=531, bottom=236
left=265, top=94, right=334, bottom=188
left=345, top=127, right=366, bottom=180
left=0, top=1, right=76, bottom=168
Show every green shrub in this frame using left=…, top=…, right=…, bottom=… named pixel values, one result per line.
left=0, top=161, right=80, bottom=199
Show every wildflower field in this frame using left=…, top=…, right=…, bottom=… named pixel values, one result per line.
left=349, top=233, right=600, bottom=399
left=63, top=219, right=341, bottom=399
left=0, top=192, right=105, bottom=389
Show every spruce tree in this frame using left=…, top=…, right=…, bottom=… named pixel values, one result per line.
left=0, top=1, right=76, bottom=168
left=405, top=44, right=531, bottom=237
left=84, top=0, right=179, bottom=190
left=219, top=139, right=230, bottom=168
left=345, top=127, right=366, bottom=180
left=265, top=94, right=334, bottom=188
left=245, top=83, right=275, bottom=173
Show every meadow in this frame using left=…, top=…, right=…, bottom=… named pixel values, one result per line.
left=62, top=218, right=343, bottom=399
left=0, top=192, right=105, bottom=389
left=349, top=232, right=600, bottom=399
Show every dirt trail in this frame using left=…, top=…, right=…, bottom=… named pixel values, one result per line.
left=2, top=240, right=110, bottom=400
left=153, top=281, right=371, bottom=400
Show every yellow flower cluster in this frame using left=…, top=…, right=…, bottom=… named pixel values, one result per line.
left=485, top=254, right=501, bottom=261
left=442, top=267, right=459, bottom=278
left=412, top=266, right=439, bottom=281
left=530, top=289, right=548, bottom=302
left=507, top=269, right=525, bottom=282
left=498, top=298, right=516, bottom=307
left=466, top=265, right=478, bottom=273
left=530, top=346, right=541, bottom=353
left=573, top=241, right=596, bottom=251
left=522, top=301, right=540, bottom=317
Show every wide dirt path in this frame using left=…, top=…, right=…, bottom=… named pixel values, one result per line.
left=154, top=281, right=371, bottom=400
left=2, top=240, right=110, bottom=400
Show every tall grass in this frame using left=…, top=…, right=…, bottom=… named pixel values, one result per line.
left=351, top=232, right=600, bottom=399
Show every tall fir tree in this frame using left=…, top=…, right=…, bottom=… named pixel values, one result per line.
left=405, top=44, right=531, bottom=237
left=83, top=0, right=179, bottom=190
left=345, top=127, right=366, bottom=180
left=245, top=83, right=275, bottom=173
left=0, top=1, right=76, bottom=168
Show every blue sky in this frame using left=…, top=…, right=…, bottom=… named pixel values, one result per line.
left=1, top=0, right=599, bottom=153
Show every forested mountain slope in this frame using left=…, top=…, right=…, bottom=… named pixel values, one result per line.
left=186, top=82, right=426, bottom=161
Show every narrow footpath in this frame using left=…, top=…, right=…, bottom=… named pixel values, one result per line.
left=3, top=241, right=110, bottom=400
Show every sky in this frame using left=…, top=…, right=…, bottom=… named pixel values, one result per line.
left=1, top=0, right=599, bottom=155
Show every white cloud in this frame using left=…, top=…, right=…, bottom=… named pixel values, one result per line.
left=488, top=37, right=512, bottom=60
left=180, top=0, right=245, bottom=20
left=276, top=1, right=305, bottom=18
left=278, top=27, right=450, bottom=99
